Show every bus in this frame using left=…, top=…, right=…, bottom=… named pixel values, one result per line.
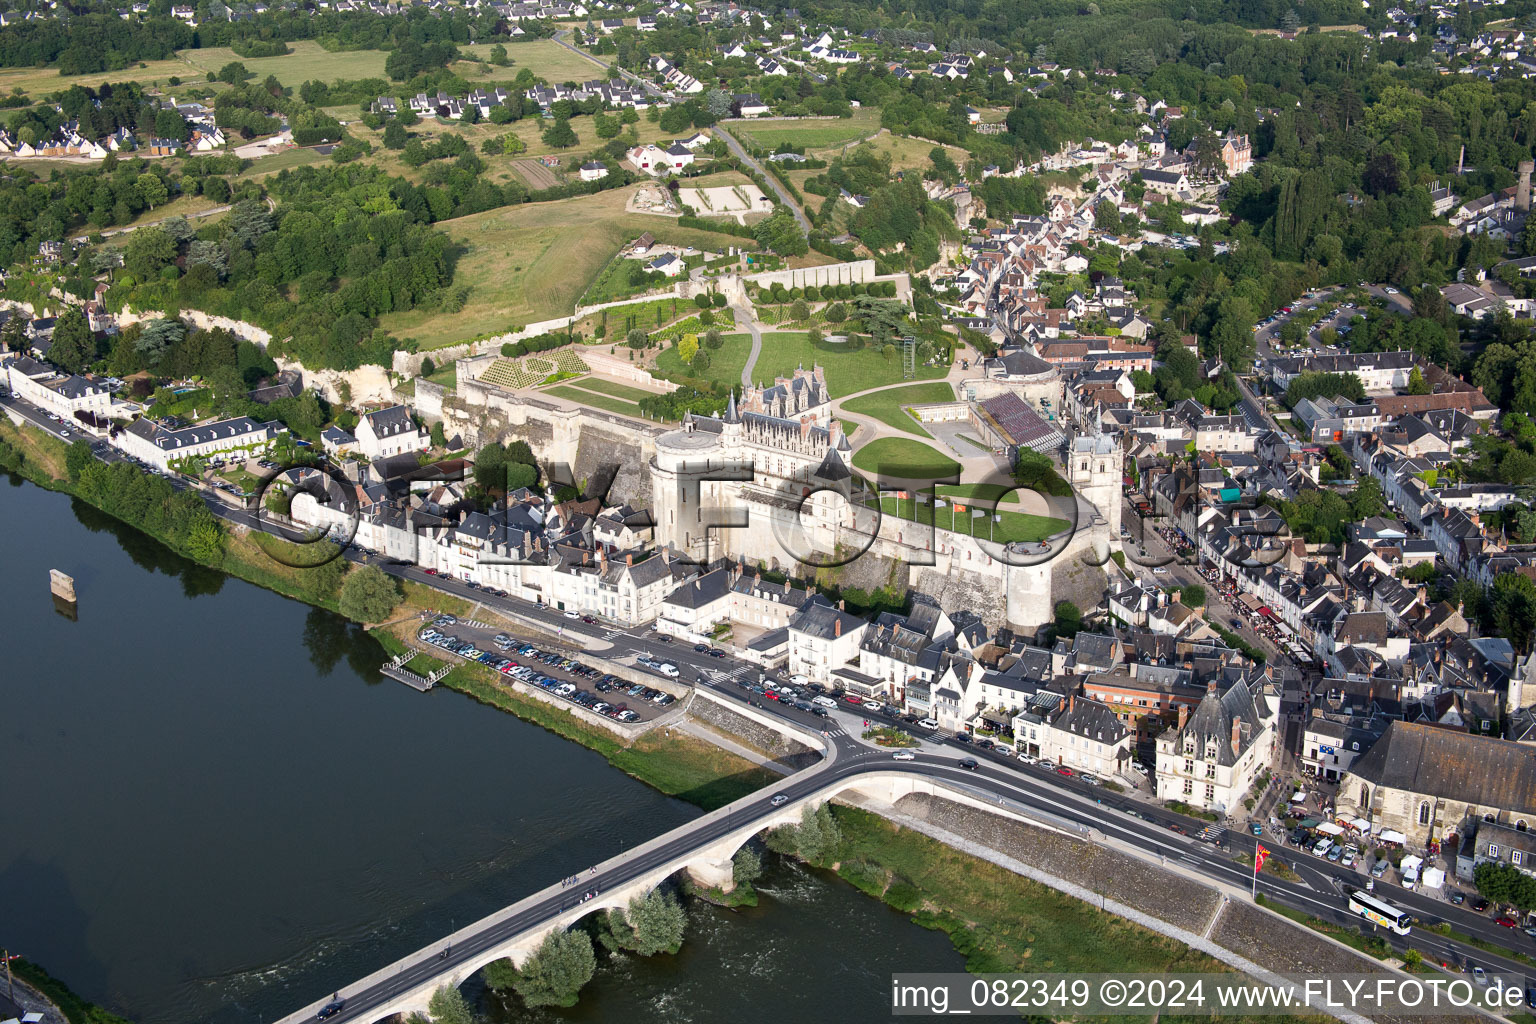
left=1348, top=890, right=1412, bottom=935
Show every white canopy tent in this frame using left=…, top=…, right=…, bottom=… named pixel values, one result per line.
left=1317, top=821, right=1345, bottom=836
left=1379, top=829, right=1408, bottom=844
left=1421, top=867, right=1446, bottom=890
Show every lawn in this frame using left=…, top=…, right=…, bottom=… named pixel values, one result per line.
left=235, top=145, right=329, bottom=179
left=850, top=437, right=960, bottom=479
left=458, top=39, right=609, bottom=81
left=654, top=332, right=753, bottom=388
left=841, top=381, right=955, bottom=437
left=733, top=107, right=883, bottom=151
left=179, top=41, right=389, bottom=86
left=748, top=331, right=947, bottom=398
left=557, top=377, right=658, bottom=402
left=544, top=384, right=656, bottom=419
left=377, top=189, right=756, bottom=350
left=870, top=493, right=1067, bottom=544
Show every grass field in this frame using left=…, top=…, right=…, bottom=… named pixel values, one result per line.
left=377, top=189, right=756, bottom=350
left=854, top=130, right=968, bottom=173
left=841, top=381, right=955, bottom=437
left=235, top=145, right=330, bottom=179
left=870, top=493, right=1066, bottom=544
left=850, top=437, right=960, bottom=479
left=749, top=331, right=947, bottom=397
left=733, top=108, right=882, bottom=151
left=459, top=39, right=609, bottom=82
left=179, top=41, right=389, bottom=86
left=0, top=56, right=196, bottom=99
left=654, top=332, right=753, bottom=388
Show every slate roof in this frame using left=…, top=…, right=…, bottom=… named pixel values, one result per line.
left=1347, top=720, right=1536, bottom=814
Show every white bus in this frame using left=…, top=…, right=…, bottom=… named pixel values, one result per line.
left=1348, top=890, right=1412, bottom=935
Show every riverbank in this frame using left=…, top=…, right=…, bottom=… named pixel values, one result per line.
left=10, top=957, right=130, bottom=1024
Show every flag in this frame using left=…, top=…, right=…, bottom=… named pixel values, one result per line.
left=954, top=502, right=966, bottom=512
left=1254, top=844, right=1269, bottom=874
left=898, top=491, right=909, bottom=500
left=973, top=508, right=986, bottom=518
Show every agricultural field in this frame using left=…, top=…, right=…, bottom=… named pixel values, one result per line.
left=732, top=107, right=882, bottom=151
left=478, top=349, right=590, bottom=389
left=378, top=189, right=753, bottom=350
left=179, top=42, right=389, bottom=86
left=749, top=331, right=946, bottom=398
left=458, top=39, right=609, bottom=82
left=841, top=381, right=956, bottom=437
left=235, top=146, right=330, bottom=179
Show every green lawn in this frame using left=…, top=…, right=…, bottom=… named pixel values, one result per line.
left=850, top=437, right=960, bottom=479
left=749, top=332, right=946, bottom=398
left=871, top=494, right=1067, bottom=544
left=938, top=483, right=1020, bottom=504
left=654, top=332, right=753, bottom=388
left=734, top=108, right=883, bottom=151
left=545, top=383, right=669, bottom=420
left=556, top=377, right=658, bottom=402
left=841, top=381, right=955, bottom=437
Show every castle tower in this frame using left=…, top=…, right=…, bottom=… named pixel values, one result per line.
left=1067, top=428, right=1122, bottom=539
left=1521, top=160, right=1534, bottom=213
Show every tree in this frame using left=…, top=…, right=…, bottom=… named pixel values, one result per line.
left=216, top=60, right=252, bottom=84
left=1053, top=599, right=1082, bottom=638
left=733, top=845, right=763, bottom=884
left=430, top=421, right=447, bottom=447
left=1406, top=366, right=1431, bottom=395
left=753, top=206, right=807, bottom=257
left=338, top=565, right=402, bottom=622
left=824, top=302, right=847, bottom=324
left=1475, top=861, right=1536, bottom=911
left=605, top=888, right=687, bottom=955
left=1350, top=477, right=1384, bottom=520
left=482, top=958, right=518, bottom=991
left=65, top=439, right=94, bottom=482
left=403, top=985, right=476, bottom=1024
left=420, top=356, right=436, bottom=378
left=125, top=226, right=177, bottom=279
left=790, top=298, right=810, bottom=321
left=677, top=333, right=699, bottom=364
left=136, top=172, right=169, bottom=211
left=1180, top=584, right=1207, bottom=607
left=47, top=308, right=96, bottom=373
left=383, top=122, right=409, bottom=149
left=490, top=43, right=509, bottom=66
left=514, top=929, right=596, bottom=1008
left=542, top=118, right=578, bottom=148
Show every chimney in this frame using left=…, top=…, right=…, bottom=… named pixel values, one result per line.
left=1207, top=678, right=1218, bottom=696
left=834, top=618, right=842, bottom=638
left=584, top=550, right=590, bottom=565
left=1178, top=702, right=1189, bottom=729
left=838, top=599, right=845, bottom=611
left=626, top=552, right=633, bottom=566
left=1068, top=693, right=1075, bottom=713
left=1231, top=718, right=1242, bottom=755
left=1520, top=160, right=1534, bottom=213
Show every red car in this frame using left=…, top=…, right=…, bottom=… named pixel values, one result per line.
left=844, top=694, right=863, bottom=705
left=764, top=691, right=780, bottom=701
left=424, top=568, right=439, bottom=576
left=1497, top=917, right=1519, bottom=928
left=1056, top=767, right=1074, bottom=777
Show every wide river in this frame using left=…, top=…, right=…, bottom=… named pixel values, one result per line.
left=0, top=474, right=964, bottom=1023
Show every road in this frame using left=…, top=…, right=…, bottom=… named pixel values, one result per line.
left=713, top=125, right=811, bottom=233
left=70, top=195, right=274, bottom=243
left=732, top=301, right=764, bottom=388
left=9, top=392, right=1535, bottom=1016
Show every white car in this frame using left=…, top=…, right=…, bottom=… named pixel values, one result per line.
left=918, top=718, right=938, bottom=729
left=863, top=700, right=882, bottom=711
left=813, top=695, right=838, bottom=708
left=891, top=750, right=916, bottom=761
left=1384, top=286, right=1398, bottom=295
left=1152, top=567, right=1168, bottom=575
left=563, top=610, right=579, bottom=619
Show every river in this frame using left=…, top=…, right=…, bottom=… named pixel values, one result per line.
left=0, top=474, right=964, bottom=1024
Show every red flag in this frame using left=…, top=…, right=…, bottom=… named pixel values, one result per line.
left=1254, top=844, right=1270, bottom=874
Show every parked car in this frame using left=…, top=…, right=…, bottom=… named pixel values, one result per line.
left=918, top=718, right=938, bottom=729
left=1371, top=859, right=1389, bottom=879
left=1472, top=896, right=1491, bottom=912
